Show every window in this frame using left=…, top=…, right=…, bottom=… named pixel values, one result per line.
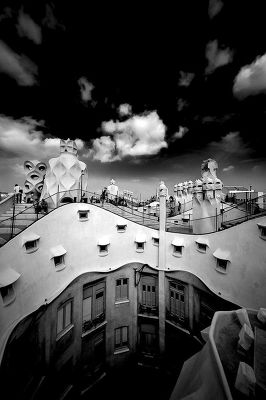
left=216, top=258, right=228, bottom=272
left=51, top=245, right=67, bottom=271
left=99, top=244, right=108, bottom=254
left=171, top=238, right=184, bottom=257
left=57, top=300, right=73, bottom=336
left=139, top=323, right=158, bottom=355
left=0, top=284, right=15, bottom=305
left=78, top=210, right=89, bottom=221
left=142, top=284, right=156, bottom=307
left=54, top=255, right=64, bottom=267
left=82, top=281, right=105, bottom=333
left=136, top=242, right=144, bottom=251
left=24, top=239, right=39, bottom=253
left=195, top=237, right=209, bottom=253
left=117, top=224, right=127, bottom=232
left=173, top=245, right=183, bottom=257
left=140, top=276, right=157, bottom=310
left=213, top=249, right=230, bottom=274
left=169, top=281, right=185, bottom=322
left=98, top=237, right=110, bottom=256
left=115, top=326, right=129, bottom=350
left=152, top=237, right=159, bottom=246
left=115, top=278, right=129, bottom=302
left=22, top=233, right=40, bottom=253
left=25, top=240, right=37, bottom=251
left=135, top=233, right=146, bottom=253
left=197, top=242, right=207, bottom=253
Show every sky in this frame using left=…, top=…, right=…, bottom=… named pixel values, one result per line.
left=0, top=0, right=266, bottom=199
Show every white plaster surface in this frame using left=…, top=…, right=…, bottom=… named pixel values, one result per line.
left=0, top=203, right=266, bottom=363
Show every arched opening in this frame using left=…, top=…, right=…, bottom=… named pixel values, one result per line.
left=60, top=197, right=73, bottom=204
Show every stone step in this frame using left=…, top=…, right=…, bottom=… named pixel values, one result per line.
left=0, top=227, right=21, bottom=235
left=4, top=209, right=36, bottom=216
left=0, top=214, right=37, bottom=221
left=0, top=219, right=34, bottom=227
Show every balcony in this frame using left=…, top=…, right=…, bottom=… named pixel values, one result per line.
left=82, top=313, right=106, bottom=334
left=138, top=304, right=158, bottom=317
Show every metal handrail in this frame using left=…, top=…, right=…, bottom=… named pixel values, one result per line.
left=1, top=190, right=265, bottom=245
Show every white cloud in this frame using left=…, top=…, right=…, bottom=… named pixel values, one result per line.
left=87, top=136, right=119, bottom=163
left=0, top=40, right=38, bottom=86
left=118, top=103, right=132, bottom=116
left=170, top=126, right=188, bottom=141
left=17, top=10, right=42, bottom=44
left=178, top=71, right=194, bottom=87
left=205, top=40, right=233, bottom=74
left=78, top=77, right=94, bottom=102
left=222, top=165, right=234, bottom=172
left=0, top=116, right=85, bottom=160
left=233, top=54, right=266, bottom=99
left=87, top=111, right=167, bottom=162
left=208, top=0, right=223, bottom=19
left=206, top=132, right=252, bottom=169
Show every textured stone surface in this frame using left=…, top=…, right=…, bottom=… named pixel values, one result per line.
left=23, top=160, right=47, bottom=201
left=41, top=139, right=89, bottom=206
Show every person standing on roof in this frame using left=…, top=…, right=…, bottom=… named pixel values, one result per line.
left=14, top=184, right=22, bottom=203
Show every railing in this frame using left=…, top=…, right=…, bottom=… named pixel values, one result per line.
left=0, top=193, right=15, bottom=215
left=0, top=190, right=265, bottom=247
left=165, top=193, right=266, bottom=234
left=82, top=312, right=106, bottom=334
left=138, top=304, right=159, bottom=317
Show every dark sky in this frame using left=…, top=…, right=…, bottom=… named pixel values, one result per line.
left=0, top=0, right=266, bottom=196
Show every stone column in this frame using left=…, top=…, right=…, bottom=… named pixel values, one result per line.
left=158, top=181, right=167, bottom=354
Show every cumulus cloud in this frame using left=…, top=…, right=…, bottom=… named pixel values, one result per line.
left=0, top=115, right=85, bottom=160
left=87, top=111, right=167, bottom=162
left=208, top=0, right=223, bottom=19
left=118, top=103, right=132, bottom=116
left=208, top=132, right=252, bottom=160
left=205, top=40, right=233, bottom=74
left=178, top=71, right=194, bottom=87
left=0, top=40, right=38, bottom=85
left=170, top=126, right=188, bottom=141
left=78, top=77, right=94, bottom=102
left=17, top=10, right=42, bottom=44
left=233, top=54, right=266, bottom=99
left=223, top=165, right=234, bottom=172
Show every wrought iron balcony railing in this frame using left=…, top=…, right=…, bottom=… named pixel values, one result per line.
left=82, top=312, right=105, bottom=334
